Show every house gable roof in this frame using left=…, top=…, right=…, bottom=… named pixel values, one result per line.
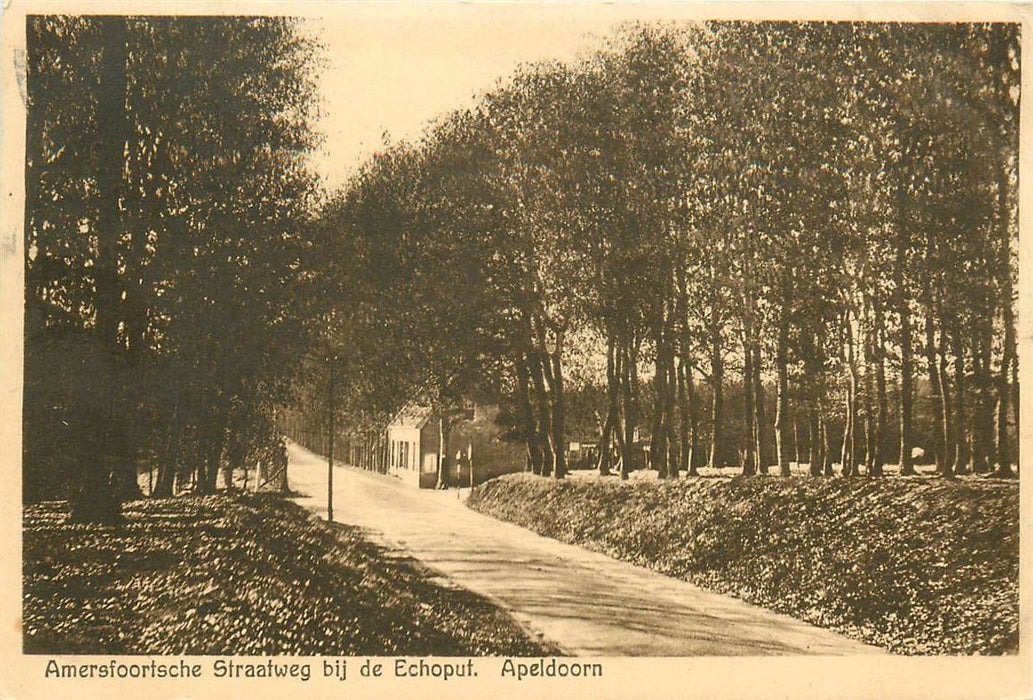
left=389, top=403, right=434, bottom=430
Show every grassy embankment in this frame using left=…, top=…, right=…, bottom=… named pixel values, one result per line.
left=468, top=473, right=1019, bottom=655
left=24, top=493, right=556, bottom=655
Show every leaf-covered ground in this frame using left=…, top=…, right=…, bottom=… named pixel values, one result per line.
left=468, top=474, right=1019, bottom=655
left=23, top=493, right=557, bottom=655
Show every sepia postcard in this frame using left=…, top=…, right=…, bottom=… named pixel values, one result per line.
left=1, top=2, right=1031, bottom=699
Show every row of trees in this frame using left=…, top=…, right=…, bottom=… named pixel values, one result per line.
left=304, top=22, right=1019, bottom=482
left=24, top=16, right=321, bottom=521
left=25, top=19, right=1019, bottom=523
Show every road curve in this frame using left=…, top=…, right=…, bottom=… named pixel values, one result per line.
left=286, top=441, right=884, bottom=656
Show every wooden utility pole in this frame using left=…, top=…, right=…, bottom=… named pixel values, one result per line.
left=327, top=356, right=335, bottom=522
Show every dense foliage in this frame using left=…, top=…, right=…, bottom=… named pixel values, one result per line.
left=21, top=16, right=1020, bottom=659
left=468, top=474, right=1019, bottom=655
left=24, top=16, right=320, bottom=518
left=25, top=17, right=1019, bottom=514
left=304, top=22, right=1019, bottom=485
left=23, top=493, right=556, bottom=655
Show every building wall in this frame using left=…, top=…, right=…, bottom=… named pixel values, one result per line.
left=387, top=424, right=421, bottom=487
left=446, top=405, right=525, bottom=487
left=385, top=404, right=525, bottom=489
left=418, top=420, right=441, bottom=488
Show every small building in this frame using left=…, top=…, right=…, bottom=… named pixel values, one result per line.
left=566, top=437, right=600, bottom=470
left=385, top=403, right=525, bottom=488
left=385, top=404, right=440, bottom=488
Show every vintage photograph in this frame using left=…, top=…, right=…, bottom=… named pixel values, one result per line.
left=9, top=2, right=1023, bottom=683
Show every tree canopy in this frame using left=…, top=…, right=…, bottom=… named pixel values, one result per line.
left=24, top=18, right=1020, bottom=521
left=24, top=15, right=321, bottom=519
left=301, top=21, right=1019, bottom=484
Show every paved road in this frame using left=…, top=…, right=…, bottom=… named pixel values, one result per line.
left=286, top=441, right=883, bottom=656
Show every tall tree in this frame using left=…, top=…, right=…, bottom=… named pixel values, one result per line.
left=25, top=16, right=321, bottom=515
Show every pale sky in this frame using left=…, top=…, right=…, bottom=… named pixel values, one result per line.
left=300, top=2, right=962, bottom=194
left=302, top=6, right=643, bottom=194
